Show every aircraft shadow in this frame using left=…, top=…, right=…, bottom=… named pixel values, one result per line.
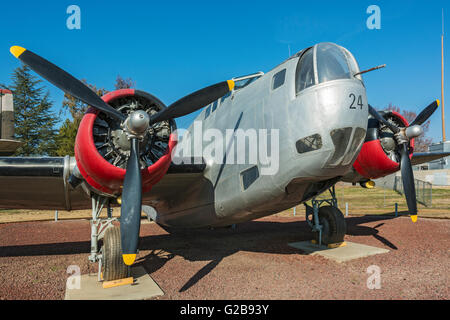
left=0, top=214, right=400, bottom=292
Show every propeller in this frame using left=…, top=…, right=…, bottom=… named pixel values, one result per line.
left=10, top=45, right=235, bottom=265
left=10, top=46, right=126, bottom=122
left=368, top=100, right=440, bottom=223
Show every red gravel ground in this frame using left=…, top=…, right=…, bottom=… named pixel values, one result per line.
left=0, top=214, right=448, bottom=300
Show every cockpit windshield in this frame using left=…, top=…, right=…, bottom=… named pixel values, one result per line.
left=295, top=42, right=362, bottom=95
left=295, top=48, right=315, bottom=92
left=316, top=43, right=352, bottom=82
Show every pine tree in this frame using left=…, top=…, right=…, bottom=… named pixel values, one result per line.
left=8, top=64, right=58, bottom=156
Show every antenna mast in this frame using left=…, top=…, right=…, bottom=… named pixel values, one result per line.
left=442, top=8, right=446, bottom=142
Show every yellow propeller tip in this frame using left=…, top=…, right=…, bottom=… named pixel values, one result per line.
left=122, top=254, right=136, bottom=266
left=10, top=46, right=26, bottom=58
left=436, top=99, right=441, bottom=106
left=411, top=215, right=418, bottom=223
left=227, top=80, right=235, bottom=91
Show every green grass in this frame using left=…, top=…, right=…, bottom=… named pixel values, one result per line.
left=279, top=184, right=450, bottom=218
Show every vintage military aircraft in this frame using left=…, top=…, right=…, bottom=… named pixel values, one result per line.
left=0, top=43, right=447, bottom=281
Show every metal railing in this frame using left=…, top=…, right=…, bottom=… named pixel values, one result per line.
left=393, top=176, right=432, bottom=207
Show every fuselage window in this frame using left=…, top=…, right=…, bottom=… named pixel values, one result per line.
left=295, top=48, right=315, bottom=94
left=212, top=100, right=218, bottom=112
left=221, top=91, right=231, bottom=103
left=204, top=105, right=211, bottom=119
left=272, top=69, right=286, bottom=90
left=241, top=165, right=259, bottom=190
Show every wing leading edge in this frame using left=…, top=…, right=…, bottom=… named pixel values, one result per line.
left=410, top=152, right=450, bottom=166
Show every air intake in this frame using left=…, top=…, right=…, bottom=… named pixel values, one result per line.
left=325, top=127, right=353, bottom=167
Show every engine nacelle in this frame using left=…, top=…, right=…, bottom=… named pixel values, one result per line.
left=352, top=111, right=414, bottom=180
left=75, top=89, right=177, bottom=195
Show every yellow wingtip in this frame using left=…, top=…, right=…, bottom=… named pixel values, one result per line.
left=227, top=80, right=235, bottom=91
left=122, top=254, right=136, bottom=266
left=436, top=99, right=441, bottom=106
left=10, top=46, right=26, bottom=58
left=411, top=215, right=418, bottom=223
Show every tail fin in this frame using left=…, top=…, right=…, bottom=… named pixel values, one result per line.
left=0, top=90, right=21, bottom=155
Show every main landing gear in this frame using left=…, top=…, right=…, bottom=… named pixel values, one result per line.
left=88, top=195, right=128, bottom=282
left=304, top=186, right=346, bottom=246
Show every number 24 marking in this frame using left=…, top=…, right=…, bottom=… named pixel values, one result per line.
left=349, top=93, right=363, bottom=109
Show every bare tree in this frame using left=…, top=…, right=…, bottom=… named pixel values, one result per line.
left=114, top=75, right=135, bottom=90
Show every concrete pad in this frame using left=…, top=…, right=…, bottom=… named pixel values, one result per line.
left=65, top=266, right=164, bottom=300
left=288, top=241, right=389, bottom=263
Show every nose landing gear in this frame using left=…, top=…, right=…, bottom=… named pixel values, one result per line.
left=304, top=186, right=347, bottom=246
left=88, top=195, right=128, bottom=282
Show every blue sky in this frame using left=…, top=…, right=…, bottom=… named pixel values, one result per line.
left=0, top=0, right=449, bottom=143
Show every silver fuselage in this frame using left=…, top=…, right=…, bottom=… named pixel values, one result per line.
left=152, top=45, right=368, bottom=227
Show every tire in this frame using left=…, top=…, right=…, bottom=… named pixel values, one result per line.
left=102, top=226, right=128, bottom=281
left=314, top=206, right=346, bottom=245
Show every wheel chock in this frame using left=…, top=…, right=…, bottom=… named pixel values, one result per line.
left=310, top=240, right=347, bottom=248
left=327, top=242, right=346, bottom=249
left=102, top=277, right=134, bottom=289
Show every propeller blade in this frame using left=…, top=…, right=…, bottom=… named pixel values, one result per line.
left=368, top=104, right=400, bottom=134
left=410, top=100, right=440, bottom=127
left=120, top=138, right=142, bottom=265
left=149, top=80, right=235, bottom=125
left=9, top=46, right=126, bottom=122
left=399, top=143, right=418, bottom=222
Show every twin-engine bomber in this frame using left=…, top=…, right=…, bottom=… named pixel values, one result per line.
left=0, top=43, right=447, bottom=281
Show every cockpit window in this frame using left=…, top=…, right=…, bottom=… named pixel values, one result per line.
left=234, top=77, right=259, bottom=90
left=295, top=48, right=315, bottom=93
left=316, top=43, right=351, bottom=83
left=342, top=47, right=363, bottom=82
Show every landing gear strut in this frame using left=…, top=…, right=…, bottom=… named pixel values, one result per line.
left=88, top=195, right=127, bottom=281
left=304, top=186, right=346, bottom=246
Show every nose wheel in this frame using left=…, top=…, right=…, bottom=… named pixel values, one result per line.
left=304, top=186, right=346, bottom=246
left=101, top=226, right=128, bottom=281
left=88, top=195, right=129, bottom=282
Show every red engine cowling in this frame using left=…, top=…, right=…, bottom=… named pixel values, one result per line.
left=75, top=89, right=177, bottom=195
left=353, top=111, right=414, bottom=179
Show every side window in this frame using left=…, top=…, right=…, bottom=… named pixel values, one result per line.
left=221, top=91, right=231, bottom=103
left=204, top=105, right=211, bottom=119
left=241, top=165, right=259, bottom=190
left=212, top=100, right=218, bottom=112
left=272, top=69, right=286, bottom=90
left=295, top=48, right=315, bottom=94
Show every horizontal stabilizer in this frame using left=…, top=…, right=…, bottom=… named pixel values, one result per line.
left=0, top=139, right=22, bottom=156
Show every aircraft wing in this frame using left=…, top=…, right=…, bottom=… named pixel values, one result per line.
left=142, top=158, right=206, bottom=204
left=0, top=156, right=206, bottom=211
left=410, top=152, right=450, bottom=166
